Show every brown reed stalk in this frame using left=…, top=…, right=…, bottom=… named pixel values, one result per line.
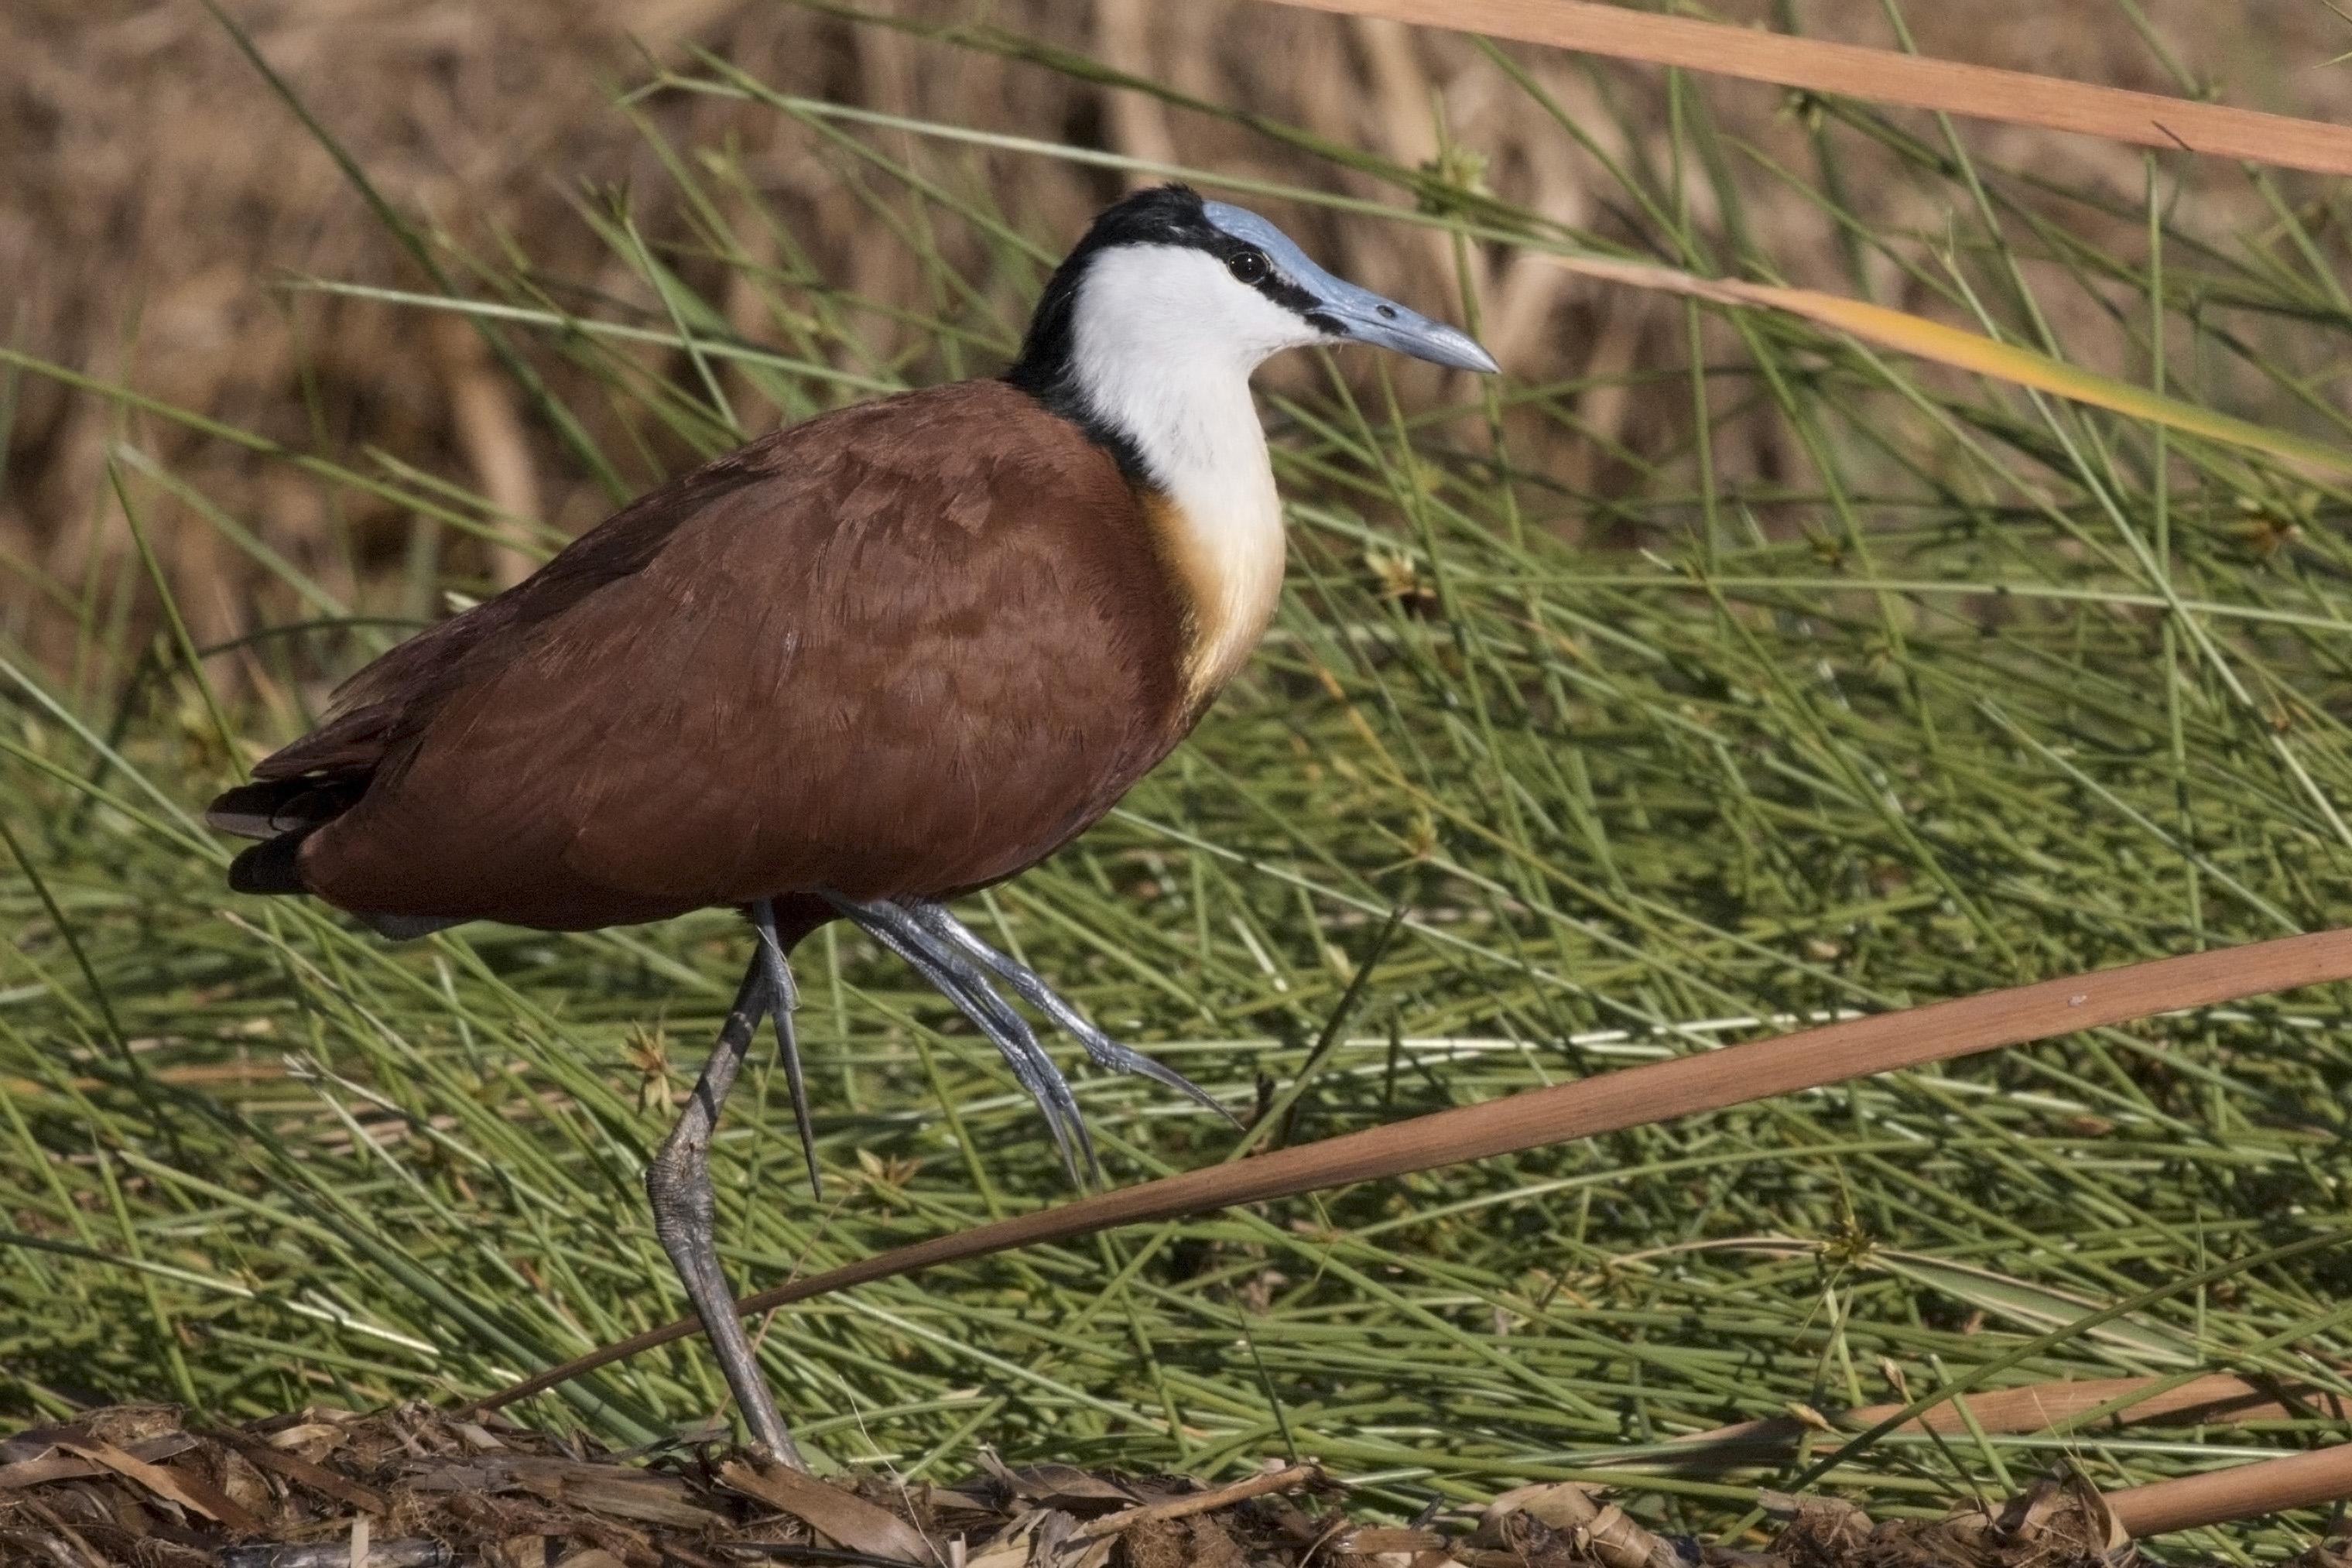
left=473, top=930, right=2352, bottom=1422
left=1261, top=0, right=2352, bottom=178
left=2111, top=1444, right=2352, bottom=1537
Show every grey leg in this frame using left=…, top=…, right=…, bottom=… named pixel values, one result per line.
left=644, top=947, right=805, bottom=1467
left=900, top=902, right=1236, bottom=1125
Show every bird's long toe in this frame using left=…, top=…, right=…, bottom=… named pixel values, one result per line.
left=903, top=901, right=1238, bottom=1124
left=826, top=893, right=1097, bottom=1183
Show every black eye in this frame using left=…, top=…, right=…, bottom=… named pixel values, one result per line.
left=1227, top=248, right=1270, bottom=285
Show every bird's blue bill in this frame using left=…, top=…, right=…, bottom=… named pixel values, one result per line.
left=1204, top=199, right=1502, bottom=375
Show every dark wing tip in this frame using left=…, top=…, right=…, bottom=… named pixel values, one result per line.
left=207, top=775, right=370, bottom=841
left=207, top=781, right=292, bottom=840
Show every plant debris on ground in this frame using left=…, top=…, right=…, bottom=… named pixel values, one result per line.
left=0, top=1403, right=2285, bottom=1568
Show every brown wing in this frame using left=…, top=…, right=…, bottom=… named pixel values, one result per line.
left=227, top=441, right=782, bottom=792
left=223, top=380, right=1191, bottom=931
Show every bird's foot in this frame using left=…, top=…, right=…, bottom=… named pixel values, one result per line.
left=897, top=902, right=1236, bottom=1125
left=827, top=893, right=1096, bottom=1180
left=821, top=894, right=1234, bottom=1183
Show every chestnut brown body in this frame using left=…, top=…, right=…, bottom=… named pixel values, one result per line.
left=212, top=380, right=1201, bottom=937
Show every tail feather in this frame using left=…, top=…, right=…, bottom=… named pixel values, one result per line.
left=213, top=769, right=465, bottom=939
left=227, top=830, right=313, bottom=895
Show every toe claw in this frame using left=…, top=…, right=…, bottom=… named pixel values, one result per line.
left=1084, top=1040, right=1239, bottom=1126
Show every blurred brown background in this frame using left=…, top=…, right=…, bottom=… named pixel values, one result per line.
left=5, top=0, right=2344, bottom=659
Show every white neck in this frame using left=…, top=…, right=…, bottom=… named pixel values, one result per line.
left=1067, top=246, right=1315, bottom=701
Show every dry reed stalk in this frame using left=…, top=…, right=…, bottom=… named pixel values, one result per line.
left=2109, top=1443, right=2352, bottom=1537
left=1666, top=1374, right=2339, bottom=1461
left=1071, top=1464, right=1324, bottom=1539
left=473, top=930, right=2352, bottom=1417
left=1261, top=0, right=2352, bottom=176
left=432, top=317, right=543, bottom=589
left=1094, top=0, right=1181, bottom=186
left=1539, top=253, right=2352, bottom=478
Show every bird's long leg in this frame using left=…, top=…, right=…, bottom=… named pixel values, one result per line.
left=822, top=894, right=1094, bottom=1183
left=643, top=946, right=805, bottom=1467
left=899, top=901, right=1235, bottom=1124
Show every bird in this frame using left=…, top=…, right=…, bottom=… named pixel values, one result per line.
left=207, top=183, right=1498, bottom=1466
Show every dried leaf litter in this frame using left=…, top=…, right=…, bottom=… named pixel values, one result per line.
left=0, top=1403, right=2287, bottom=1568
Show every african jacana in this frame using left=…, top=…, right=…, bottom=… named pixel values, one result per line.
left=209, top=184, right=1498, bottom=1463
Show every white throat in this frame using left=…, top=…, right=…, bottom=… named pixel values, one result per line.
left=1067, top=245, right=1317, bottom=701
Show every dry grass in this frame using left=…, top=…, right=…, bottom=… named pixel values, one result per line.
left=6, top=0, right=2350, bottom=663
